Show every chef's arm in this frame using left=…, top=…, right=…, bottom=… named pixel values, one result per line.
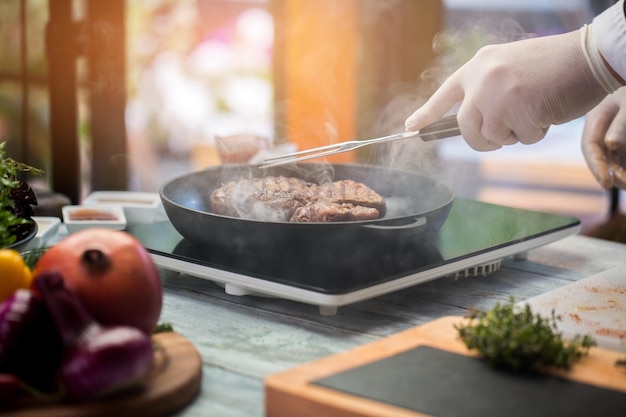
left=405, top=0, right=626, bottom=152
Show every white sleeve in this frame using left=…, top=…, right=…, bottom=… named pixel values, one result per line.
left=592, top=0, right=626, bottom=82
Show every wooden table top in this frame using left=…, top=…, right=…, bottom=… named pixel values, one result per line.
left=158, top=233, right=626, bottom=416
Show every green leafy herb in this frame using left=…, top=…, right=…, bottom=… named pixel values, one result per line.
left=21, top=247, right=49, bottom=269
left=455, top=297, right=596, bottom=373
left=153, top=322, right=174, bottom=334
left=0, top=142, right=43, bottom=247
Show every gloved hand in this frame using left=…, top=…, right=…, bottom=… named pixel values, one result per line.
left=405, top=29, right=608, bottom=151
left=582, top=87, right=626, bottom=190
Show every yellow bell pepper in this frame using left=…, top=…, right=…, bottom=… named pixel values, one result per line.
left=0, top=249, right=32, bottom=302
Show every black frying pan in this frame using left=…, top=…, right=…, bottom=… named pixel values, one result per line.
left=159, top=163, right=454, bottom=251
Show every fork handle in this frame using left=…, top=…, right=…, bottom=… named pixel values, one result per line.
left=418, top=114, right=460, bottom=141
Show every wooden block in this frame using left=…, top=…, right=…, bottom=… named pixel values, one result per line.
left=479, top=160, right=601, bottom=190
left=265, top=316, right=626, bottom=417
left=477, top=186, right=605, bottom=215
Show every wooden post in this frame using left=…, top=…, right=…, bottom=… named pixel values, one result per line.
left=46, top=1, right=128, bottom=202
left=46, top=0, right=80, bottom=203
left=87, top=1, right=128, bottom=192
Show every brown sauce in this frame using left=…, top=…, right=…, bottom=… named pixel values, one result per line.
left=69, top=209, right=119, bottom=221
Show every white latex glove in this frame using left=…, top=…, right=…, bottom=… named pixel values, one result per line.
left=582, top=87, right=626, bottom=189
left=405, top=30, right=608, bottom=151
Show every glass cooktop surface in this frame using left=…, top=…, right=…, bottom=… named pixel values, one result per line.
left=126, top=198, right=580, bottom=312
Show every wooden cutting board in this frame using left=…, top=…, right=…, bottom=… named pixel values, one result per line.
left=265, top=316, right=626, bottom=417
left=4, top=332, right=202, bottom=417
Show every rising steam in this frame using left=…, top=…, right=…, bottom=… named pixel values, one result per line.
left=374, top=18, right=530, bottom=187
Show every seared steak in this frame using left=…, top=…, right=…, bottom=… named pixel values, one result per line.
left=210, top=176, right=314, bottom=221
left=314, top=180, right=386, bottom=215
left=210, top=176, right=386, bottom=222
left=290, top=201, right=380, bottom=222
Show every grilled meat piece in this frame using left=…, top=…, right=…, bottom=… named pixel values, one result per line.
left=290, top=201, right=380, bottom=222
left=314, top=179, right=386, bottom=217
left=210, top=176, right=386, bottom=222
left=210, top=176, right=315, bottom=221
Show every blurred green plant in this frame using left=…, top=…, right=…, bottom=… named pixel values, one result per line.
left=0, top=141, right=42, bottom=247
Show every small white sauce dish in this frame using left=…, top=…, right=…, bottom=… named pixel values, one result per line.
left=82, top=191, right=166, bottom=225
left=62, top=205, right=127, bottom=234
left=33, top=216, right=61, bottom=245
left=16, top=216, right=62, bottom=252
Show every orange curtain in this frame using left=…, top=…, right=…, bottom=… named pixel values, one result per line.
left=273, top=0, right=443, bottom=163
left=274, top=0, right=357, bottom=163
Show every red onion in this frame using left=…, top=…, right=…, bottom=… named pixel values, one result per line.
left=0, top=373, right=20, bottom=405
left=0, top=289, right=62, bottom=391
left=0, top=289, right=39, bottom=365
left=35, top=270, right=154, bottom=402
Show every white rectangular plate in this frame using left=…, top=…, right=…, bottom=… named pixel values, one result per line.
left=83, top=191, right=167, bottom=225
left=523, top=267, right=626, bottom=352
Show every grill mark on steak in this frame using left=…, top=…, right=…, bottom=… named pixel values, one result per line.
left=315, top=180, right=386, bottom=216
left=210, top=176, right=386, bottom=222
left=290, top=201, right=380, bottom=222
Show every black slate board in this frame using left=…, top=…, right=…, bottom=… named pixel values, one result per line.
left=313, top=346, right=626, bottom=417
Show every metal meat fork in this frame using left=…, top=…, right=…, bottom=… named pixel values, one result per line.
left=260, top=114, right=460, bottom=168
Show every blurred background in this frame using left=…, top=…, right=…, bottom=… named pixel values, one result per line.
left=0, top=0, right=619, bottom=234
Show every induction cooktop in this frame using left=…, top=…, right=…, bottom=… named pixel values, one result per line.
left=126, top=198, right=580, bottom=315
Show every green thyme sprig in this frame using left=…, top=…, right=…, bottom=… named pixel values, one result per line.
left=455, top=297, right=596, bottom=373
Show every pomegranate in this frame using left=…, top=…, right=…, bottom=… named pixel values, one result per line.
left=33, top=228, right=162, bottom=334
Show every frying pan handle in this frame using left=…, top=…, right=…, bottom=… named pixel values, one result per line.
left=363, top=217, right=427, bottom=231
